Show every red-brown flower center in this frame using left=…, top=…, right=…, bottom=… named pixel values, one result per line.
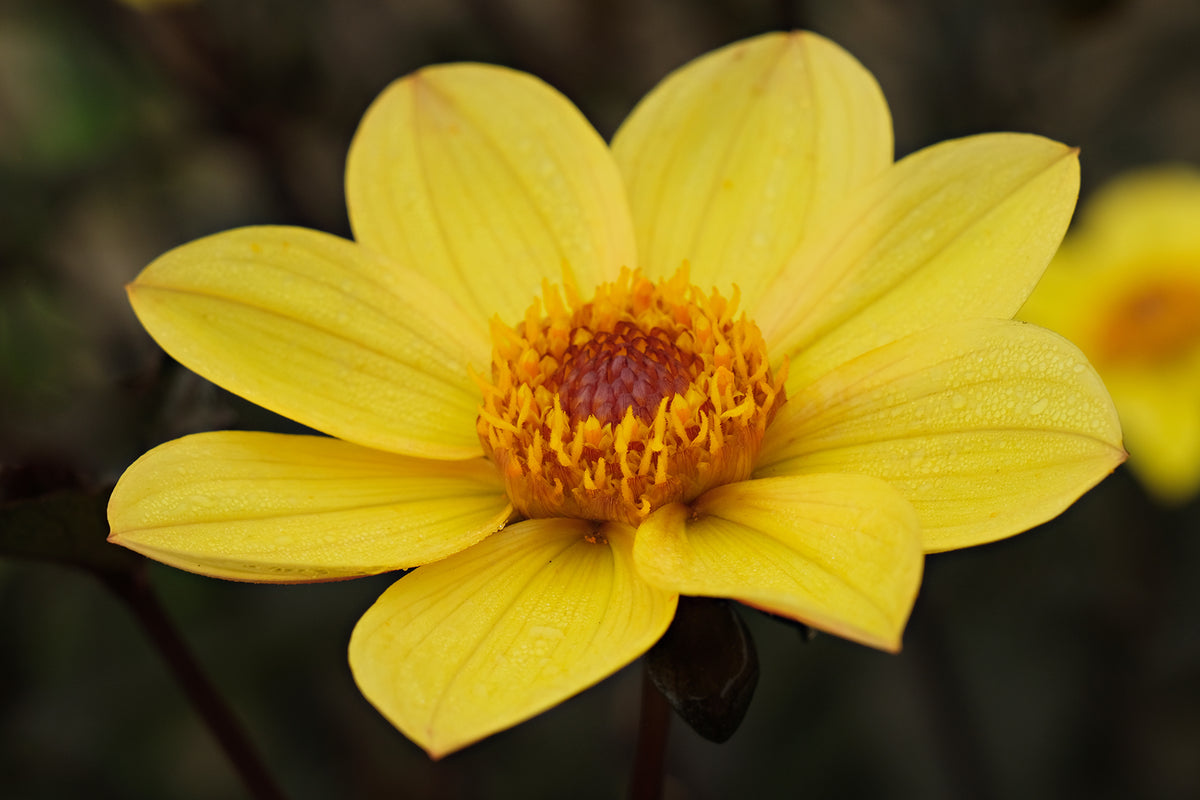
left=551, top=321, right=698, bottom=426
left=476, top=267, right=785, bottom=526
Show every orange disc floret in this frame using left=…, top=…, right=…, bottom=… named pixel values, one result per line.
left=476, top=267, right=786, bottom=526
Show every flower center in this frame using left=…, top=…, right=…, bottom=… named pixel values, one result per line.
left=477, top=267, right=785, bottom=526
left=553, top=321, right=696, bottom=427
left=1095, top=276, right=1200, bottom=366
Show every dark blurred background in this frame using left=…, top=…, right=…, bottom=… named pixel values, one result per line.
left=2, top=0, right=1199, bottom=798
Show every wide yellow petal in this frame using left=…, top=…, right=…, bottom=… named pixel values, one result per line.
left=757, top=319, right=1125, bottom=551
left=755, top=133, right=1079, bottom=393
left=1015, top=242, right=1095, bottom=346
left=128, top=226, right=487, bottom=459
left=349, top=518, right=677, bottom=758
left=108, top=431, right=511, bottom=582
left=633, top=475, right=922, bottom=652
left=346, top=63, right=636, bottom=324
left=611, top=31, right=892, bottom=309
left=1017, top=166, right=1200, bottom=503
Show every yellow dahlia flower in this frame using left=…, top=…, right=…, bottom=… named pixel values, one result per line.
left=1020, top=166, right=1200, bottom=503
left=108, top=31, right=1125, bottom=757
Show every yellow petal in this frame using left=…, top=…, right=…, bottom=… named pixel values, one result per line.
left=349, top=518, right=676, bottom=758
left=634, top=475, right=922, bottom=652
left=756, top=133, right=1080, bottom=393
left=757, top=319, right=1125, bottom=551
left=1016, top=165, right=1200, bottom=504
left=611, top=31, right=892, bottom=310
left=128, top=226, right=487, bottom=459
left=108, top=431, right=511, bottom=582
left=1104, top=365, right=1200, bottom=504
left=346, top=63, right=636, bottom=324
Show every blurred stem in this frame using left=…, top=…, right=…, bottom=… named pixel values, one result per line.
left=101, top=562, right=288, bottom=800
left=629, top=661, right=671, bottom=800
left=0, top=487, right=287, bottom=800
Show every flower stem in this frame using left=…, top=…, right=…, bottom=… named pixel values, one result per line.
left=629, top=661, right=671, bottom=800
left=101, top=563, right=288, bottom=800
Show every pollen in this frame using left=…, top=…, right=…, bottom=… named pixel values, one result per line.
left=476, top=266, right=786, bottom=526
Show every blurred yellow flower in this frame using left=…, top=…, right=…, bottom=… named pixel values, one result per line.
left=1020, top=166, right=1200, bottom=503
left=108, top=31, right=1124, bottom=757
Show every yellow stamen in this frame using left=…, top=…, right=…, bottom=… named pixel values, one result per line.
left=476, top=267, right=785, bottom=525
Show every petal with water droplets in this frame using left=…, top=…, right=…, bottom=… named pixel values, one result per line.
left=350, top=518, right=677, bottom=758
left=634, top=475, right=922, bottom=652
left=612, top=30, right=892, bottom=311
left=756, top=134, right=1079, bottom=393
left=347, top=63, right=636, bottom=325
left=108, top=431, right=512, bottom=581
left=757, top=319, right=1125, bottom=551
left=128, top=227, right=488, bottom=458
